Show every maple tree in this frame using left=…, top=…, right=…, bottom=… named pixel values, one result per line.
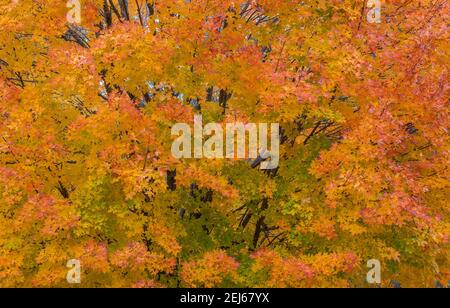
left=0, top=0, right=448, bottom=288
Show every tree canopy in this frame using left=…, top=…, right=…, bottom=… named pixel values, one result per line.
left=0, top=0, right=448, bottom=288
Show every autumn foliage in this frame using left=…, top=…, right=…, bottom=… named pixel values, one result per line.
left=0, top=0, right=448, bottom=288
